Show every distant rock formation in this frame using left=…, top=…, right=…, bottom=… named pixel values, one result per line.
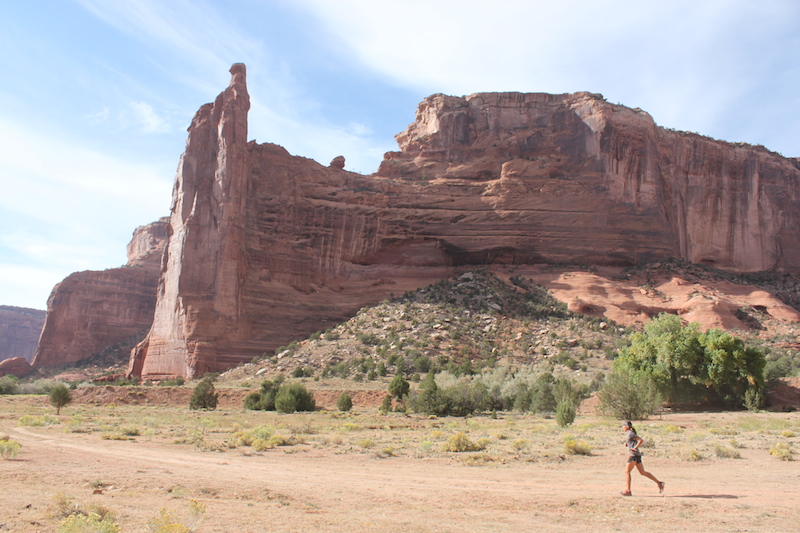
left=0, top=357, right=33, bottom=378
left=31, top=218, right=168, bottom=369
left=124, top=64, right=800, bottom=380
left=0, top=306, right=45, bottom=362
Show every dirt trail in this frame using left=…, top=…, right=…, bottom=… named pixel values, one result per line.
left=4, top=417, right=800, bottom=533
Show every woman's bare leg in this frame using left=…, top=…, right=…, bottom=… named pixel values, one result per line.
left=624, top=461, right=636, bottom=492
left=634, top=462, right=661, bottom=487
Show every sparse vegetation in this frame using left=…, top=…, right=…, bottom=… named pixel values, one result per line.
left=769, top=442, right=794, bottom=461
left=0, top=439, right=21, bottom=460
left=442, top=432, right=485, bottom=452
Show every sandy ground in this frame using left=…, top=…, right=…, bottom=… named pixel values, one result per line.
left=2, top=401, right=800, bottom=533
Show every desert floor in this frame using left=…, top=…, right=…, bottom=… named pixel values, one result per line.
left=2, top=395, right=800, bottom=533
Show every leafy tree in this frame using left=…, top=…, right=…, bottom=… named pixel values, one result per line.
left=49, top=384, right=72, bottom=415
left=698, top=329, right=766, bottom=406
left=189, top=377, right=218, bottom=410
left=614, top=313, right=765, bottom=408
left=388, top=374, right=409, bottom=400
left=616, top=314, right=703, bottom=400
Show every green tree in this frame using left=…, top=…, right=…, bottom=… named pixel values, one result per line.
left=614, top=313, right=766, bottom=407
left=616, top=313, right=703, bottom=401
left=49, top=384, right=72, bottom=415
left=698, top=329, right=766, bottom=406
left=189, top=377, right=218, bottom=410
left=388, top=374, right=409, bottom=400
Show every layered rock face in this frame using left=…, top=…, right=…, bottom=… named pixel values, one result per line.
left=0, top=306, right=45, bottom=362
left=31, top=218, right=168, bottom=369
left=129, top=65, right=800, bottom=379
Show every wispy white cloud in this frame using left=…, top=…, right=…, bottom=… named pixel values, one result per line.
left=0, top=118, right=171, bottom=203
left=293, top=0, right=800, bottom=155
left=75, top=0, right=394, bottom=170
left=129, top=101, right=172, bottom=134
left=0, top=264, right=64, bottom=309
left=0, top=116, right=172, bottom=308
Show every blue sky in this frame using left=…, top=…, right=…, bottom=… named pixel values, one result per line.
left=1, top=0, right=799, bottom=310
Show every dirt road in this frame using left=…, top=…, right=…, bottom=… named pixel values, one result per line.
left=4, top=413, right=800, bottom=533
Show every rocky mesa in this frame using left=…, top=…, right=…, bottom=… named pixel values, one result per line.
left=30, top=218, right=169, bottom=371
left=117, top=63, right=800, bottom=380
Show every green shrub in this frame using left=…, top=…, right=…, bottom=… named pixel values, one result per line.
left=58, top=512, right=120, bottom=533
left=415, top=380, right=489, bottom=417
left=357, top=332, right=380, bottom=345
left=0, top=375, right=19, bottom=395
left=157, top=377, right=185, bottom=387
left=528, top=372, right=557, bottom=414
left=19, top=414, right=59, bottom=427
left=275, top=390, right=297, bottom=413
left=563, top=438, right=592, bottom=455
left=337, top=392, right=353, bottom=412
left=379, top=394, right=392, bottom=414
left=243, top=392, right=265, bottom=410
left=512, top=439, right=529, bottom=451
left=189, top=377, right=218, bottom=410
left=232, top=425, right=273, bottom=446
left=0, top=439, right=21, bottom=460
left=50, top=384, right=72, bottom=415
left=770, top=442, right=794, bottom=461
left=145, top=500, right=205, bottom=533
left=274, top=382, right=316, bottom=414
left=681, top=449, right=705, bottom=461
left=713, top=445, right=741, bottom=459
left=244, top=376, right=286, bottom=411
left=442, top=432, right=485, bottom=452
left=556, top=400, right=576, bottom=427
left=292, top=366, right=313, bottom=378
left=120, top=426, right=140, bottom=437
left=597, top=369, right=661, bottom=420
left=743, top=387, right=766, bottom=411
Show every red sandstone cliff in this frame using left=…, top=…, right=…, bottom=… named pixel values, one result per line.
left=31, top=218, right=168, bottom=369
left=0, top=306, right=45, bottom=363
left=126, top=64, right=800, bottom=380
